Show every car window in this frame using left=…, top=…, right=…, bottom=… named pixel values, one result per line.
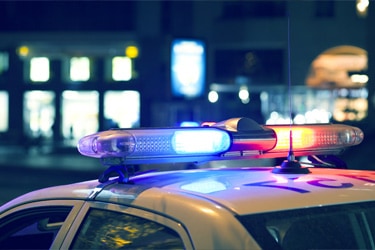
left=0, top=206, right=72, bottom=249
left=71, top=208, right=184, bottom=249
left=238, top=201, right=375, bottom=250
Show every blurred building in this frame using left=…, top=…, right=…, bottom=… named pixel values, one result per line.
left=0, top=1, right=371, bottom=150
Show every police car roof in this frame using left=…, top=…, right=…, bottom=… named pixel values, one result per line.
left=3, top=166, right=375, bottom=215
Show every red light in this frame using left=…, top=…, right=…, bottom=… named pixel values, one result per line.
left=265, top=124, right=363, bottom=156
left=270, top=126, right=314, bottom=151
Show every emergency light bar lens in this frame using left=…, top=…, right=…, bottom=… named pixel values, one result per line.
left=77, top=128, right=231, bottom=158
left=172, top=130, right=230, bottom=154
left=266, top=124, right=364, bottom=153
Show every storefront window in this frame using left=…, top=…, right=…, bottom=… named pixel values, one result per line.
left=61, top=90, right=98, bottom=144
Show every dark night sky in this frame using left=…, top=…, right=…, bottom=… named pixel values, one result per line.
left=0, top=1, right=136, bottom=31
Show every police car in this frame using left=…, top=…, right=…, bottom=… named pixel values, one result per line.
left=0, top=117, right=374, bottom=250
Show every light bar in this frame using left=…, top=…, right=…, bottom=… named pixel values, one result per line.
left=77, top=127, right=231, bottom=159
left=264, top=124, right=364, bottom=157
left=77, top=117, right=364, bottom=166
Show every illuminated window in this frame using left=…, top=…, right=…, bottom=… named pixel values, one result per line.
left=30, top=57, right=50, bottom=82
left=104, top=91, right=140, bottom=128
left=61, top=91, right=99, bottom=144
left=70, top=57, right=90, bottom=81
left=306, top=46, right=368, bottom=89
left=333, top=88, right=368, bottom=122
left=0, top=91, right=8, bottom=132
left=306, top=45, right=368, bottom=122
left=24, top=91, right=55, bottom=138
left=112, top=56, right=132, bottom=81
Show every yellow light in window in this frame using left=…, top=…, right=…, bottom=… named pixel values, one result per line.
left=30, top=57, right=50, bottom=82
left=18, top=46, right=30, bottom=57
left=125, top=46, right=138, bottom=59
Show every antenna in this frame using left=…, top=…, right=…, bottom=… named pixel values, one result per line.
left=272, top=14, right=310, bottom=174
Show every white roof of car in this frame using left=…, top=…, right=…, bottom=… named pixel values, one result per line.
left=2, top=166, right=375, bottom=215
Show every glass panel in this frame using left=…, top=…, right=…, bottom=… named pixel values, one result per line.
left=61, top=91, right=98, bottom=144
left=221, top=1, right=286, bottom=19
left=71, top=208, right=184, bottom=249
left=104, top=91, right=140, bottom=128
left=30, top=57, right=50, bottom=82
left=0, top=207, right=71, bottom=250
left=238, top=201, right=375, bottom=250
left=0, top=91, right=8, bottom=132
left=70, top=57, right=90, bottom=82
left=112, top=56, right=132, bottom=81
left=263, top=88, right=333, bottom=124
left=214, top=49, right=283, bottom=85
left=23, top=91, right=55, bottom=139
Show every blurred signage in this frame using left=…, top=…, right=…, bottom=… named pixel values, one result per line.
left=171, top=39, right=205, bottom=98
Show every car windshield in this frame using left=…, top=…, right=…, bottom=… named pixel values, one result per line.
left=238, top=201, right=375, bottom=250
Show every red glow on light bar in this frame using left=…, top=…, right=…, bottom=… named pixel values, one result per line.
left=271, top=126, right=314, bottom=150
left=265, top=124, right=363, bottom=154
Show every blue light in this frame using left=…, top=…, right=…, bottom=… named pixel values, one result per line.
left=78, top=127, right=231, bottom=159
left=180, top=121, right=200, bottom=127
left=172, top=130, right=231, bottom=154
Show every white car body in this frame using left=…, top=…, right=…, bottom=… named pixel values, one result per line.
left=1, top=166, right=374, bottom=249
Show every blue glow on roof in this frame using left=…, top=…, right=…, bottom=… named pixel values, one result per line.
left=181, top=179, right=227, bottom=194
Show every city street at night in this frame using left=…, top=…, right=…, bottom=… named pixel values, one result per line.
left=0, top=147, right=101, bottom=205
